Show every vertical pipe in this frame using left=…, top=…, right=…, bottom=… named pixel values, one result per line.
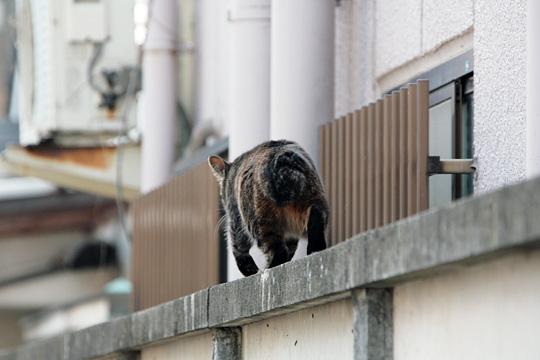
left=527, top=0, right=540, bottom=178
left=227, top=0, right=271, bottom=159
left=141, top=0, right=178, bottom=193
left=225, top=0, right=271, bottom=280
left=417, top=80, right=430, bottom=211
left=271, top=0, right=335, bottom=167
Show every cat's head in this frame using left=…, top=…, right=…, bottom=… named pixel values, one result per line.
left=208, top=155, right=230, bottom=198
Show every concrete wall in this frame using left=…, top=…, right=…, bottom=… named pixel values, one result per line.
left=141, top=332, right=213, bottom=360
left=4, top=161, right=540, bottom=360
left=243, top=299, right=353, bottom=359
left=394, top=250, right=540, bottom=360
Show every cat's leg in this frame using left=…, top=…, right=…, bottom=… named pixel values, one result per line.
left=257, top=231, right=289, bottom=268
left=307, top=205, right=327, bottom=255
left=231, top=230, right=259, bottom=276
left=285, top=237, right=299, bottom=260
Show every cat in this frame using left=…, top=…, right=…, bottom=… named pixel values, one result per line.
left=208, top=139, right=329, bottom=276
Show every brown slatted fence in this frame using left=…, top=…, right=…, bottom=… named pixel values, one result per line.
left=320, top=79, right=429, bottom=245
left=132, top=162, right=221, bottom=310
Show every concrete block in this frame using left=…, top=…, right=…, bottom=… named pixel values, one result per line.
left=212, top=328, right=241, bottom=360
left=353, top=289, right=393, bottom=360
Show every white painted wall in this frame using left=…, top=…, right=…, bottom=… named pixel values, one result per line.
left=334, top=0, right=530, bottom=193
left=473, top=0, right=527, bottom=192
left=335, top=0, right=474, bottom=110
left=141, top=332, right=213, bottom=360
left=243, top=299, right=354, bottom=360
left=394, top=250, right=540, bottom=360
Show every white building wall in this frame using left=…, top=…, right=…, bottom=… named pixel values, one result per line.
left=242, top=299, right=354, bottom=360
left=473, top=0, right=527, bottom=193
left=335, top=0, right=474, bottom=113
left=141, top=332, right=213, bottom=360
left=335, top=0, right=529, bottom=193
left=394, top=250, right=540, bottom=360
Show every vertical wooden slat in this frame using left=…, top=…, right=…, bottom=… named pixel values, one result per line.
left=360, top=107, right=368, bottom=232
left=352, top=111, right=361, bottom=235
left=338, top=116, right=347, bottom=243
left=407, top=83, right=418, bottom=216
left=382, top=95, right=392, bottom=225
left=391, top=91, right=400, bottom=222
left=417, top=79, right=429, bottom=211
left=331, top=119, right=339, bottom=245
left=366, top=103, right=376, bottom=230
left=345, top=113, right=354, bottom=239
left=399, top=89, right=408, bottom=219
left=132, top=163, right=220, bottom=310
left=324, top=123, right=332, bottom=242
left=375, top=100, right=384, bottom=228
left=320, top=125, right=326, bottom=190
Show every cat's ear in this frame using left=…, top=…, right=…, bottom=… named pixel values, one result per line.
left=208, top=155, right=229, bottom=181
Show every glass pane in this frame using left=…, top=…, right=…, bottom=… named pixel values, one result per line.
left=429, top=99, right=453, bottom=208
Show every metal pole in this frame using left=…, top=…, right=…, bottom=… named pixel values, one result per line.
left=527, top=0, right=540, bottom=178
left=141, top=0, right=178, bottom=193
left=270, top=0, right=335, bottom=168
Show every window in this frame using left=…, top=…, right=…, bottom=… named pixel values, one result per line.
left=396, top=50, right=474, bottom=208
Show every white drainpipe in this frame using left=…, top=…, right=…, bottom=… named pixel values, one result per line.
left=141, top=0, right=178, bottom=193
left=270, top=0, right=335, bottom=168
left=225, top=0, right=271, bottom=280
left=527, top=0, right=540, bottom=178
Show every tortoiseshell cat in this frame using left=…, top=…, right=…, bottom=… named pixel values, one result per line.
left=208, top=140, right=329, bottom=276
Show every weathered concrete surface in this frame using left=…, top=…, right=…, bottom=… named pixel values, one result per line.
left=208, top=238, right=364, bottom=326
left=65, top=289, right=208, bottom=359
left=1, top=336, right=64, bottom=360
left=212, top=328, right=241, bottom=360
left=353, top=289, right=393, bottom=360
left=2, top=177, right=540, bottom=359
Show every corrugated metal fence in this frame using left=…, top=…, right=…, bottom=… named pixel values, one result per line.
left=320, top=80, right=429, bottom=246
left=132, top=162, right=221, bottom=310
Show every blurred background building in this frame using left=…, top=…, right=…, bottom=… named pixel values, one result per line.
left=0, top=0, right=538, bottom=355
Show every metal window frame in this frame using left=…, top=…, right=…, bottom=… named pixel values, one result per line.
left=394, top=50, right=474, bottom=202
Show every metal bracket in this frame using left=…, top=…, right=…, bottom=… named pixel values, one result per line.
left=428, top=156, right=475, bottom=176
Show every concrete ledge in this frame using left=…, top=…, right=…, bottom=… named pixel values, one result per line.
left=2, top=177, right=540, bottom=359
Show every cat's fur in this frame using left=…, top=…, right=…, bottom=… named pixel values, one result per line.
left=208, top=140, right=329, bottom=276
